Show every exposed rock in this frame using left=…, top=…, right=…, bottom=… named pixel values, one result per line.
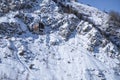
left=29, top=21, right=45, bottom=34
left=0, top=0, right=39, bottom=14
left=0, top=0, right=120, bottom=80
left=0, top=22, right=24, bottom=36
left=59, top=14, right=79, bottom=39
left=59, top=23, right=71, bottom=39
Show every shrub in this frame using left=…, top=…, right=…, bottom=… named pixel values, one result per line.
left=109, top=11, right=120, bottom=27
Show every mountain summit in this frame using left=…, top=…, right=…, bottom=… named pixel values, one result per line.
left=0, top=0, right=120, bottom=80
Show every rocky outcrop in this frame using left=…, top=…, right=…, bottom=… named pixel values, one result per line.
left=77, top=21, right=119, bottom=58
left=29, top=21, right=45, bottom=34
left=105, top=20, right=120, bottom=48
left=0, top=22, right=24, bottom=36
left=54, top=0, right=120, bottom=57
left=0, top=0, right=39, bottom=14
left=0, top=0, right=120, bottom=80
left=59, top=14, right=79, bottom=39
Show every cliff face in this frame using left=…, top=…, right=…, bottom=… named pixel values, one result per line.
left=0, top=0, right=120, bottom=80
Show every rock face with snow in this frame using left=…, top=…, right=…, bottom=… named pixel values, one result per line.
left=0, top=0, right=120, bottom=80
left=0, top=22, right=24, bottom=36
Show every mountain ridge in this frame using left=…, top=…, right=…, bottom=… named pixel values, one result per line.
left=0, top=0, right=120, bottom=80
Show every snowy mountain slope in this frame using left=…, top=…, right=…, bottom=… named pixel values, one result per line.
left=0, top=0, right=120, bottom=80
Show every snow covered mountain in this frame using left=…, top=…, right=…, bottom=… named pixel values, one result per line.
left=0, top=0, right=120, bottom=80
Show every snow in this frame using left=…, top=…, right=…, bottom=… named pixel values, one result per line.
left=68, top=1, right=109, bottom=25
left=0, top=0, right=120, bottom=80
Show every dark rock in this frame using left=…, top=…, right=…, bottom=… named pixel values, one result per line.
left=0, top=58, right=2, bottom=63
left=0, top=22, right=23, bottom=36
left=29, top=21, right=45, bottom=34
left=29, top=64, right=34, bottom=69
left=67, top=61, right=71, bottom=64
left=19, top=51, right=25, bottom=56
